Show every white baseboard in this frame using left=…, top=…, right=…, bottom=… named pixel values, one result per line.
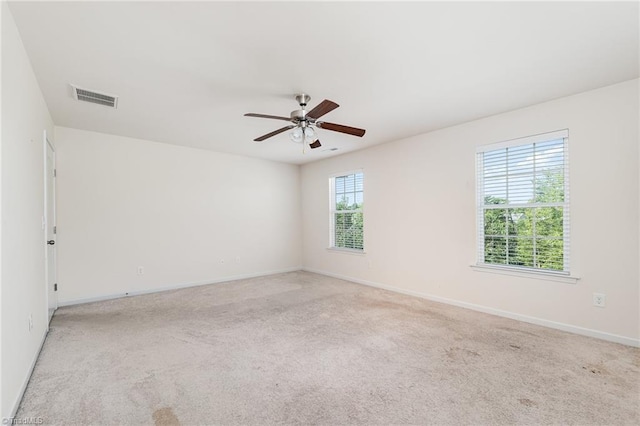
left=303, top=267, right=640, bottom=348
left=58, top=266, right=303, bottom=307
left=8, top=328, right=49, bottom=420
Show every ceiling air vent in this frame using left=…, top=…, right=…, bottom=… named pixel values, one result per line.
left=70, top=84, right=118, bottom=108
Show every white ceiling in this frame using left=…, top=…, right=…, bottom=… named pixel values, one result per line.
left=8, top=1, right=639, bottom=165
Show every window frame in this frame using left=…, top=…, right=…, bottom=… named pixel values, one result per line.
left=475, top=130, right=571, bottom=277
left=329, top=170, right=364, bottom=253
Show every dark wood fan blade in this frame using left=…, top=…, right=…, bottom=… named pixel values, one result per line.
left=245, top=113, right=292, bottom=122
left=306, top=100, right=339, bottom=119
left=317, top=122, right=366, bottom=137
left=254, top=125, right=294, bottom=142
left=309, top=140, right=322, bottom=149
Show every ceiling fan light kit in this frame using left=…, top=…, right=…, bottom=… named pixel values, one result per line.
left=290, top=126, right=315, bottom=144
left=244, top=94, right=366, bottom=152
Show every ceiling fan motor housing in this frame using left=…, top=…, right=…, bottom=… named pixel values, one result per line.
left=290, top=109, right=308, bottom=122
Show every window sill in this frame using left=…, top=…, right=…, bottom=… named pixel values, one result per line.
left=326, top=247, right=366, bottom=256
left=470, top=264, right=579, bottom=284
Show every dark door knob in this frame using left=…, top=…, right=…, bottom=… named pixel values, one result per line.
left=47, top=240, right=55, bottom=245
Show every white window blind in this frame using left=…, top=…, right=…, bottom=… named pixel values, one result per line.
left=476, top=130, right=570, bottom=273
left=330, top=171, right=364, bottom=250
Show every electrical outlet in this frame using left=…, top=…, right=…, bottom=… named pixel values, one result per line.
left=235, top=257, right=240, bottom=264
left=220, top=259, right=225, bottom=264
left=137, top=266, right=144, bottom=275
left=593, top=293, right=606, bottom=308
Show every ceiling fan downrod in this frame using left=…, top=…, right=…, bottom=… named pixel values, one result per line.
left=291, top=93, right=311, bottom=123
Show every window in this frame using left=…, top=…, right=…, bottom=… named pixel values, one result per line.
left=330, top=171, right=364, bottom=251
left=476, top=130, right=569, bottom=273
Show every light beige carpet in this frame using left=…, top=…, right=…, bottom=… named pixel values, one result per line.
left=16, top=271, right=640, bottom=425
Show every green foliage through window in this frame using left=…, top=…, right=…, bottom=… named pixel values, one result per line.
left=479, top=137, right=567, bottom=272
left=332, top=173, right=363, bottom=250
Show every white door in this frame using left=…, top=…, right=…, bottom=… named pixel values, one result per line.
left=45, top=135, right=57, bottom=322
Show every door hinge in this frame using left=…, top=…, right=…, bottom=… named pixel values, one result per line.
left=54, top=283, right=58, bottom=291
left=53, top=169, right=57, bottom=177
left=53, top=226, right=57, bottom=234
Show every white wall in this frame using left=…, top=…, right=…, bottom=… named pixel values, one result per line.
left=1, top=3, right=3, bottom=417
left=1, top=2, right=55, bottom=419
left=54, top=127, right=301, bottom=304
left=301, top=79, right=639, bottom=345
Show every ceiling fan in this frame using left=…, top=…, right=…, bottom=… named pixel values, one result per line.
left=244, top=94, right=366, bottom=150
